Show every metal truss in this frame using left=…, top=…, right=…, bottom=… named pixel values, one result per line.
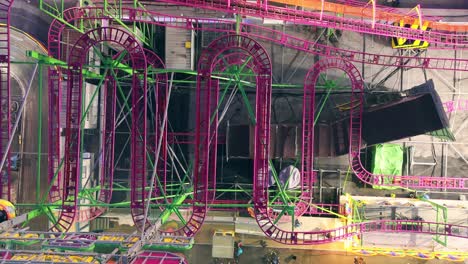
left=0, top=1, right=466, bottom=260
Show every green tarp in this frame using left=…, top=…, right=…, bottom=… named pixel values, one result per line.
left=370, top=144, right=404, bottom=190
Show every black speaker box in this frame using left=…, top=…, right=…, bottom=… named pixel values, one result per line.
left=362, top=89, right=447, bottom=145
left=406, top=79, right=449, bottom=128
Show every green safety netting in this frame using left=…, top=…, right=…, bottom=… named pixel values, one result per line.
left=370, top=144, right=404, bottom=190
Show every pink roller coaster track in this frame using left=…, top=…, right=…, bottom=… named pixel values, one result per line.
left=75, top=74, right=117, bottom=222
left=42, top=3, right=468, bottom=236
left=53, top=8, right=468, bottom=72
left=45, top=6, right=468, bottom=228
left=259, top=218, right=468, bottom=244
left=153, top=0, right=468, bottom=46
left=49, top=27, right=147, bottom=232
left=132, top=49, right=168, bottom=230
left=197, top=37, right=468, bottom=244
left=146, top=49, right=169, bottom=212
left=47, top=68, right=62, bottom=203
left=0, top=0, right=14, bottom=201
left=311, top=58, right=468, bottom=190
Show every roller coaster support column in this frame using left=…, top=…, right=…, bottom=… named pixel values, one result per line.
left=160, top=192, right=191, bottom=224
left=236, top=14, right=242, bottom=34
left=36, top=64, right=43, bottom=202
left=419, top=195, right=448, bottom=246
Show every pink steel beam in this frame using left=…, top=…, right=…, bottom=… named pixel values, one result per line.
left=50, top=27, right=147, bottom=233
left=207, top=76, right=219, bottom=203
left=49, top=64, right=82, bottom=232
left=0, top=0, right=14, bottom=201
left=300, top=67, right=315, bottom=215
left=49, top=8, right=468, bottom=74
left=126, top=37, right=149, bottom=232
left=152, top=0, right=468, bottom=46
left=47, top=69, right=62, bottom=203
